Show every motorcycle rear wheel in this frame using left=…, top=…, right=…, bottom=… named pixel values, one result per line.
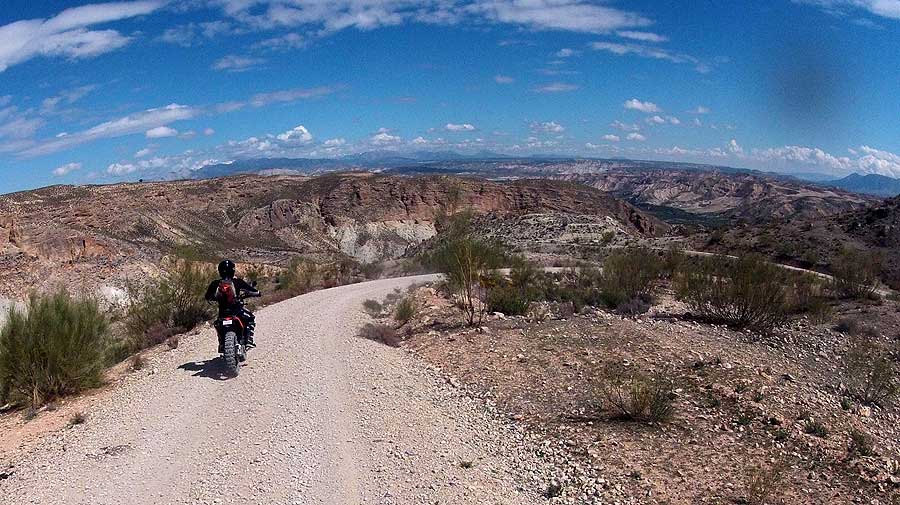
left=223, top=331, right=239, bottom=376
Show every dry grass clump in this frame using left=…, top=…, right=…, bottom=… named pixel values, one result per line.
left=359, top=323, right=401, bottom=347
left=598, top=365, right=675, bottom=423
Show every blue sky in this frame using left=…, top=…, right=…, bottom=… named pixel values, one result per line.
left=0, top=0, right=899, bottom=192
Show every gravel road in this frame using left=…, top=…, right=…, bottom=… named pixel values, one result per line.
left=0, top=275, right=544, bottom=505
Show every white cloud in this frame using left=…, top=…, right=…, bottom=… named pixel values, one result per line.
left=21, top=103, right=198, bottom=157
left=626, top=132, right=646, bottom=141
left=616, top=30, right=667, bottom=42
left=0, top=1, right=163, bottom=72
left=646, top=115, right=666, bottom=125
left=248, top=86, right=340, bottom=107
left=530, top=121, right=565, bottom=133
left=146, top=126, right=178, bottom=138
left=666, top=116, right=681, bottom=125
left=624, top=98, right=661, bottom=113
left=690, top=105, right=710, bottom=114
left=602, top=134, right=620, bottom=142
left=212, top=54, right=266, bottom=72
left=203, top=127, right=215, bottom=136
left=135, top=147, right=152, bottom=158
left=610, top=120, right=641, bottom=132
left=798, top=0, right=900, bottom=20
left=276, top=124, right=313, bottom=142
left=107, top=162, right=138, bottom=175
left=324, top=137, right=346, bottom=146
left=534, top=82, right=579, bottom=93
left=728, top=138, right=744, bottom=155
left=592, top=41, right=708, bottom=72
left=52, top=161, right=81, bottom=176
left=469, top=0, right=651, bottom=33
left=555, top=48, right=576, bottom=57
left=494, top=74, right=514, bottom=84
left=445, top=123, right=476, bottom=131
left=411, top=136, right=428, bottom=145
left=370, top=128, right=401, bottom=145
left=256, top=33, right=305, bottom=50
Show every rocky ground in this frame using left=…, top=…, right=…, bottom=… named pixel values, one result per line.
left=372, top=285, right=900, bottom=504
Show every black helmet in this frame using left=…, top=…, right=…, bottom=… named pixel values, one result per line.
left=218, top=259, right=236, bottom=278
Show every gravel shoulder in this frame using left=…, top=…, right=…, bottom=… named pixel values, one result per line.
left=0, top=275, right=544, bottom=505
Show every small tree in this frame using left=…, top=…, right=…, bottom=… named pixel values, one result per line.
left=423, top=213, right=506, bottom=326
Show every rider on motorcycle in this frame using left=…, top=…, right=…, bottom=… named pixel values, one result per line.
left=205, top=259, right=260, bottom=352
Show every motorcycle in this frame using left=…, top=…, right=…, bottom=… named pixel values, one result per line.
left=212, top=286, right=260, bottom=376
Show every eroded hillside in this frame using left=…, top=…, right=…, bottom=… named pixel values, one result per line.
left=0, top=173, right=662, bottom=297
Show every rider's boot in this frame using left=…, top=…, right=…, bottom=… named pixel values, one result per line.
left=245, top=331, right=256, bottom=348
left=217, top=333, right=225, bottom=354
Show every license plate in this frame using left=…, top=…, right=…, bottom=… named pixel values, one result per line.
left=222, top=320, right=232, bottom=326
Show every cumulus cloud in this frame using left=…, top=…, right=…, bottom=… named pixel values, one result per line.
left=616, top=30, right=667, bottom=42
left=624, top=98, right=661, bottom=113
left=370, top=128, right=401, bottom=145
left=324, top=137, right=346, bottom=146
left=728, top=138, right=743, bottom=155
left=135, top=147, right=152, bottom=157
left=212, top=54, right=266, bottom=72
left=146, top=125, right=178, bottom=138
left=533, top=82, right=579, bottom=93
left=52, top=161, right=81, bottom=176
left=530, top=121, right=565, bottom=133
left=0, top=1, right=163, bottom=72
left=494, top=74, right=514, bottom=84
left=626, top=132, right=646, bottom=141
left=276, top=124, right=313, bottom=142
left=645, top=115, right=665, bottom=125
left=444, top=123, right=476, bottom=131
left=602, top=134, right=620, bottom=142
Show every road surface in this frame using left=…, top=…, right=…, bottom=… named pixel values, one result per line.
left=0, top=275, right=542, bottom=505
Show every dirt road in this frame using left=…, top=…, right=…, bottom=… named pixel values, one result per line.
left=0, top=275, right=543, bottom=505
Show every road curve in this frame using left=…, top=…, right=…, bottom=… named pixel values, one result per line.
left=1, top=275, right=542, bottom=505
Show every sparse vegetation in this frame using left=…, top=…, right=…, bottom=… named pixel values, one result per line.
left=123, top=258, right=214, bottom=353
left=830, top=247, right=881, bottom=299
left=848, top=428, right=874, bottom=457
left=0, top=290, right=110, bottom=407
left=744, top=461, right=786, bottom=505
left=598, top=366, right=675, bottom=423
left=844, top=335, right=898, bottom=407
left=486, top=285, right=530, bottom=316
left=598, top=247, right=661, bottom=309
left=803, top=419, right=828, bottom=438
left=69, top=411, right=87, bottom=426
left=393, top=296, right=418, bottom=326
left=675, top=255, right=789, bottom=333
left=358, top=323, right=401, bottom=347
left=362, top=299, right=383, bottom=317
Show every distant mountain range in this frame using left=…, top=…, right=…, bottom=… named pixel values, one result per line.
left=193, top=151, right=900, bottom=199
left=822, top=173, right=900, bottom=197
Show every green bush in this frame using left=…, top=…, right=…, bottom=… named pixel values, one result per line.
left=393, top=296, right=418, bottom=326
left=676, top=255, right=789, bottom=333
left=486, top=285, right=530, bottom=316
left=599, top=247, right=661, bottom=308
left=0, top=290, right=110, bottom=407
left=124, top=259, right=214, bottom=351
left=362, top=299, right=383, bottom=317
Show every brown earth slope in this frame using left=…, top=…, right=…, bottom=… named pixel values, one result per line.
left=0, top=173, right=662, bottom=297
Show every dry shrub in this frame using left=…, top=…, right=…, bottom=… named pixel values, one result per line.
left=831, top=248, right=881, bottom=299
left=359, top=323, right=401, bottom=347
left=599, top=247, right=661, bottom=309
left=676, top=255, right=789, bottom=333
left=744, top=460, right=787, bottom=505
left=844, top=335, right=898, bottom=407
left=393, top=296, right=418, bottom=326
left=362, top=299, right=383, bottom=317
left=599, top=365, right=675, bottom=423
left=130, top=354, right=145, bottom=371
left=848, top=428, right=875, bottom=457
